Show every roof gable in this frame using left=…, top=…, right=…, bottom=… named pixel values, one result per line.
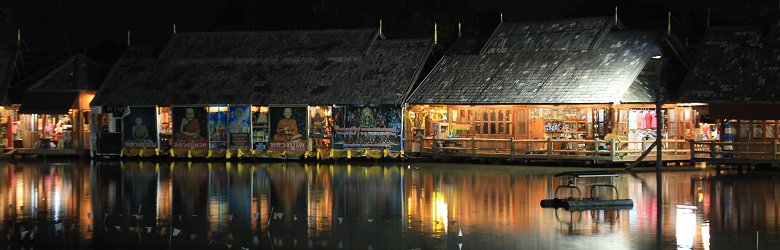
left=26, top=54, right=108, bottom=91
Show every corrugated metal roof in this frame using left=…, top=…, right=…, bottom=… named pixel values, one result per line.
left=92, top=30, right=432, bottom=106
left=409, top=27, right=660, bottom=104
left=678, top=25, right=780, bottom=103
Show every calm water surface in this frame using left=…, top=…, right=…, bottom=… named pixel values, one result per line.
left=0, top=160, right=778, bottom=249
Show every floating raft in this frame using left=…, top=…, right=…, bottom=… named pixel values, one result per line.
left=540, top=198, right=633, bottom=210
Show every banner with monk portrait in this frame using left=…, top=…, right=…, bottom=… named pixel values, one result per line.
left=122, top=106, right=158, bottom=149
left=268, top=106, right=307, bottom=151
left=172, top=106, right=208, bottom=150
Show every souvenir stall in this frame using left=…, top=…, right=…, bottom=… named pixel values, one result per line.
left=405, top=104, right=609, bottom=152
left=0, top=107, right=16, bottom=148
left=625, top=108, right=659, bottom=150
left=612, top=105, right=697, bottom=152
left=16, top=91, right=89, bottom=150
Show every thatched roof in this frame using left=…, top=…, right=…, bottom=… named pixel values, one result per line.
left=92, top=29, right=432, bottom=106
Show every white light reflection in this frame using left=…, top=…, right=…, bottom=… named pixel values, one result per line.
left=701, top=222, right=710, bottom=250
left=676, top=205, right=697, bottom=250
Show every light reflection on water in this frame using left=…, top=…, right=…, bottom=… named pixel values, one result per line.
left=0, top=161, right=778, bottom=249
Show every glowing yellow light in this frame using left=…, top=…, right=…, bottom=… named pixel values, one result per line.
left=431, top=191, right=448, bottom=234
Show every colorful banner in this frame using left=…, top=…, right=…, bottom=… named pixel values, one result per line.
left=172, top=106, right=208, bottom=150
left=228, top=105, right=251, bottom=149
left=252, top=107, right=269, bottom=151
left=309, top=106, right=333, bottom=138
left=333, top=105, right=402, bottom=151
left=209, top=106, right=228, bottom=150
left=268, top=106, right=307, bottom=151
left=122, top=106, right=158, bottom=149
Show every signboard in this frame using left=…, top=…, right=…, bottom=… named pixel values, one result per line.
left=252, top=107, right=269, bottom=151
left=333, top=105, right=401, bottom=151
left=209, top=106, right=228, bottom=150
left=122, top=106, right=158, bottom=149
left=172, top=106, right=208, bottom=150
left=228, top=105, right=252, bottom=149
left=268, top=106, right=307, bottom=151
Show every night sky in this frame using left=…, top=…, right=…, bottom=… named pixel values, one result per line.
left=1, top=0, right=771, bottom=59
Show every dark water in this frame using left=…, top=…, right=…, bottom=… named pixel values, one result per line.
left=0, top=160, right=778, bottom=250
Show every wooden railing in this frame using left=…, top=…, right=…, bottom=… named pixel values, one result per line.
left=689, top=140, right=779, bottom=165
left=403, top=136, right=690, bottom=162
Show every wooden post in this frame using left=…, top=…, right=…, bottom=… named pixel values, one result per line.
left=419, top=136, right=424, bottom=155
left=432, top=136, right=438, bottom=159
left=773, top=140, right=778, bottom=166
left=509, top=138, right=515, bottom=158
left=471, top=137, right=476, bottom=157
left=610, top=139, right=616, bottom=159
left=688, top=139, right=695, bottom=163
left=594, top=138, right=600, bottom=157
left=547, top=138, right=553, bottom=158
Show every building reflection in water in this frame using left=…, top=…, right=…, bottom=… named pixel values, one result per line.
left=1, top=161, right=780, bottom=249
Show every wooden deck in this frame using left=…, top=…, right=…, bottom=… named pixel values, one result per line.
left=689, top=140, right=780, bottom=167
left=408, top=137, right=692, bottom=164
left=4, top=148, right=90, bottom=158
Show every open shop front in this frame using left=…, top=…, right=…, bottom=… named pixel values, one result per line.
left=16, top=91, right=93, bottom=151
left=404, top=104, right=696, bottom=156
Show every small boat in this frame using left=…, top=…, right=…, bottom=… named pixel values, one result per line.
left=540, top=171, right=633, bottom=210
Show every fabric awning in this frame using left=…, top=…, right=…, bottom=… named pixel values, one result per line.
left=18, top=91, right=79, bottom=114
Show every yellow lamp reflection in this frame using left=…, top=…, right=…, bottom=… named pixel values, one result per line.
left=431, top=191, right=448, bottom=235
left=675, top=205, right=697, bottom=249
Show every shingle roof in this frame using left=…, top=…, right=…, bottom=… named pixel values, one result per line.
left=159, top=29, right=377, bottom=59
left=92, top=29, right=431, bottom=106
left=26, top=54, right=109, bottom=91
left=678, top=25, right=780, bottom=103
left=408, top=24, right=661, bottom=104
left=621, top=80, right=657, bottom=103
left=481, top=17, right=613, bottom=54
left=0, top=49, right=16, bottom=105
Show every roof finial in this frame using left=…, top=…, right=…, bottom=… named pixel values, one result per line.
left=379, top=19, right=384, bottom=39
left=500, top=13, right=504, bottom=23
left=173, top=23, right=177, bottom=34
left=127, top=30, right=131, bottom=46
left=434, top=22, right=438, bottom=45
left=706, top=8, right=711, bottom=28
left=667, top=11, right=671, bottom=37
left=458, top=22, right=462, bottom=38
left=16, top=29, right=20, bottom=47
left=614, top=6, right=619, bottom=24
